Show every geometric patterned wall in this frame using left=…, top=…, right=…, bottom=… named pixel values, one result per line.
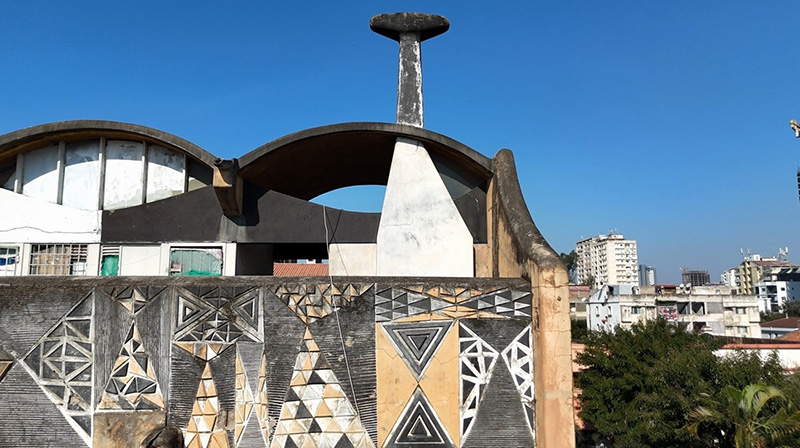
left=0, top=278, right=534, bottom=447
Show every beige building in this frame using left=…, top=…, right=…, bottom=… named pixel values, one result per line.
left=587, top=284, right=762, bottom=337
left=737, top=254, right=795, bottom=295
left=576, top=233, right=638, bottom=288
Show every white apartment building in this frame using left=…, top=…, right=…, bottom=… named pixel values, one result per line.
left=721, top=267, right=739, bottom=290
left=576, top=233, right=639, bottom=288
left=587, top=285, right=762, bottom=338
left=755, top=280, right=800, bottom=313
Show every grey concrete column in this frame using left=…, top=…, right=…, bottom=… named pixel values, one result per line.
left=397, top=32, right=423, bottom=127
left=371, top=13, right=449, bottom=128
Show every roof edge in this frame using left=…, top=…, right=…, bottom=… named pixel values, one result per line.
left=238, top=122, right=492, bottom=174
left=0, top=120, right=217, bottom=166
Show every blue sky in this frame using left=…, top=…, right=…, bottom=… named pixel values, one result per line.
left=2, top=2, right=799, bottom=283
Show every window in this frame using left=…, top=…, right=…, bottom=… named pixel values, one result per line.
left=735, top=307, right=746, bottom=315
left=100, top=246, right=120, bottom=276
left=29, top=244, right=87, bottom=275
left=170, top=247, right=222, bottom=276
left=631, top=306, right=643, bottom=315
left=736, top=326, right=748, bottom=336
left=0, top=247, right=18, bottom=276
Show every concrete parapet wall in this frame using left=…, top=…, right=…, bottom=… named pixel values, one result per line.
left=0, top=276, right=535, bottom=447
left=489, top=149, right=574, bottom=448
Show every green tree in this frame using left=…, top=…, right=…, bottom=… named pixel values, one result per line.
left=560, top=250, right=578, bottom=284
left=576, top=320, right=722, bottom=448
left=581, top=274, right=595, bottom=288
left=571, top=318, right=589, bottom=343
left=688, top=383, right=800, bottom=448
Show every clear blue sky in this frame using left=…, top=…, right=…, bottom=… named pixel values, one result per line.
left=3, top=2, right=799, bottom=283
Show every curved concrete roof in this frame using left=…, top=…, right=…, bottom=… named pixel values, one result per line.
left=0, top=120, right=217, bottom=167
left=238, top=122, right=493, bottom=200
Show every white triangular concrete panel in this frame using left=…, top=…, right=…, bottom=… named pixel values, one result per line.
left=377, top=138, right=473, bottom=277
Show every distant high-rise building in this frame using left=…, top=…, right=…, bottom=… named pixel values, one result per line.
left=682, top=269, right=710, bottom=287
left=638, top=265, right=656, bottom=286
left=576, top=233, right=639, bottom=288
left=721, top=267, right=739, bottom=290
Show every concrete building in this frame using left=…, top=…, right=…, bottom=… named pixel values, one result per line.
left=721, top=267, right=739, bottom=290
left=638, top=264, right=656, bottom=286
left=575, top=233, right=639, bottom=288
left=737, top=254, right=795, bottom=295
left=0, top=13, right=576, bottom=448
left=682, top=268, right=710, bottom=286
left=587, top=285, right=761, bottom=338
left=755, top=266, right=800, bottom=313
left=569, top=284, right=591, bottom=321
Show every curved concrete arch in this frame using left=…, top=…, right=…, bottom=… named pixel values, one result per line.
left=0, top=120, right=217, bottom=167
left=238, top=122, right=493, bottom=200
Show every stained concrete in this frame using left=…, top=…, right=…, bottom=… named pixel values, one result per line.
left=377, top=138, right=473, bottom=277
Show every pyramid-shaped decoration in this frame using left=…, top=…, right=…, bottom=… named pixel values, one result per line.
left=185, top=363, right=229, bottom=448
left=501, top=325, right=535, bottom=437
left=22, top=293, right=94, bottom=446
left=98, top=321, right=164, bottom=411
left=254, top=353, right=270, bottom=446
left=381, top=321, right=452, bottom=379
left=0, top=360, right=12, bottom=383
left=273, top=284, right=368, bottom=324
left=234, top=349, right=254, bottom=447
left=384, top=388, right=454, bottom=448
left=270, top=328, right=373, bottom=448
left=458, top=323, right=499, bottom=441
left=0, top=347, right=12, bottom=384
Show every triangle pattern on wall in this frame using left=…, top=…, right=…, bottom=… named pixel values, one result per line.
left=270, top=328, right=373, bottom=448
left=21, top=293, right=94, bottom=446
left=458, top=323, right=498, bottom=441
left=97, top=321, right=164, bottom=411
left=501, top=325, right=535, bottom=439
left=234, top=349, right=254, bottom=447
left=384, top=387, right=454, bottom=448
left=185, top=363, right=229, bottom=448
left=381, top=321, right=452, bottom=379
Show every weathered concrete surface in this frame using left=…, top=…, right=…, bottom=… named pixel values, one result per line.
left=0, top=120, right=216, bottom=168
left=328, top=243, right=377, bottom=276
left=370, top=13, right=449, bottom=127
left=237, top=122, right=491, bottom=200
left=490, top=149, right=575, bottom=448
left=212, top=158, right=243, bottom=216
left=0, top=276, right=532, bottom=447
left=0, top=189, right=101, bottom=243
left=377, top=138, right=473, bottom=277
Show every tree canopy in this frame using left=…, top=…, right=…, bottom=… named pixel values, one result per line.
left=576, top=320, right=798, bottom=448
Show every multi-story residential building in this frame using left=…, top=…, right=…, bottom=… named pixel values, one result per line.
left=638, top=264, right=656, bottom=286
left=738, top=254, right=796, bottom=295
left=682, top=268, right=710, bottom=286
left=587, top=284, right=762, bottom=338
left=721, top=267, right=739, bottom=290
left=575, top=233, right=638, bottom=288
left=755, top=266, right=800, bottom=313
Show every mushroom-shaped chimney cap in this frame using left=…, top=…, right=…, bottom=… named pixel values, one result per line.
left=370, top=12, right=449, bottom=42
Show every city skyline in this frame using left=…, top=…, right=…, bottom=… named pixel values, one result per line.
left=2, top=2, right=799, bottom=284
